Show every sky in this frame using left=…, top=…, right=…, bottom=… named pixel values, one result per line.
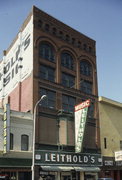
left=0, top=0, right=122, bottom=103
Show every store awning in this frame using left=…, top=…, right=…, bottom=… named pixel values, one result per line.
left=73, top=167, right=100, bottom=172
left=41, top=166, right=74, bottom=171
left=0, top=158, right=31, bottom=168
left=41, top=166, right=100, bottom=172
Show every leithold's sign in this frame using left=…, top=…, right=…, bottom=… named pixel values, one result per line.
left=35, top=150, right=102, bottom=166
left=75, top=100, right=90, bottom=153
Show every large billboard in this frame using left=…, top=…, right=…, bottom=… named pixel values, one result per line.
left=75, top=100, right=90, bottom=153
left=0, top=16, right=33, bottom=100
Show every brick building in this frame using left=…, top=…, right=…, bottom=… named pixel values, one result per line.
left=0, top=6, right=101, bottom=180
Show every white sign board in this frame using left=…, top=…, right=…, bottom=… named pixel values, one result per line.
left=115, top=151, right=122, bottom=161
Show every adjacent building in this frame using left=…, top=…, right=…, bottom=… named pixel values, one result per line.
left=99, top=96, right=122, bottom=180
left=0, top=6, right=101, bottom=180
left=0, top=107, right=32, bottom=180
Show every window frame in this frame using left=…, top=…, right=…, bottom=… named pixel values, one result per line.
left=40, top=64, right=55, bottom=82
left=80, top=60, right=92, bottom=76
left=40, top=88, right=56, bottom=109
left=61, top=52, right=74, bottom=70
left=21, top=134, right=29, bottom=151
left=10, top=133, right=14, bottom=150
left=80, top=80, right=93, bottom=94
left=62, top=94, right=76, bottom=113
left=39, top=42, right=55, bottom=62
left=62, top=72, right=75, bottom=88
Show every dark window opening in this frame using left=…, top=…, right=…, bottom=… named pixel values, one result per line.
left=10, top=133, right=14, bottom=150
left=61, top=52, right=74, bottom=70
left=62, top=72, right=75, bottom=88
left=80, top=60, right=92, bottom=76
left=40, top=64, right=55, bottom=82
left=62, top=95, right=76, bottom=112
left=38, top=20, right=43, bottom=28
left=66, top=34, right=70, bottom=41
left=45, top=24, right=50, bottom=31
left=40, top=88, right=56, bottom=109
left=52, top=27, right=57, bottom=35
left=39, top=42, right=55, bottom=62
left=78, top=41, right=81, bottom=48
left=80, top=80, right=92, bottom=94
left=83, top=44, right=87, bottom=50
left=21, top=135, right=29, bottom=151
left=104, top=137, right=107, bottom=149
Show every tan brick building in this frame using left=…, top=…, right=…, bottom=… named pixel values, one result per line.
left=0, top=6, right=101, bottom=180
left=99, top=97, right=122, bottom=180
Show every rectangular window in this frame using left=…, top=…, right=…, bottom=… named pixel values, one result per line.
left=40, top=88, right=56, bottom=109
left=104, top=137, right=107, bottom=149
left=80, top=80, right=92, bottom=94
left=10, top=133, right=14, bottom=150
left=21, top=135, right=29, bottom=151
left=62, top=73, right=75, bottom=88
left=120, top=141, right=122, bottom=150
left=62, top=94, right=76, bottom=112
left=40, top=64, right=55, bottom=82
left=88, top=102, right=94, bottom=118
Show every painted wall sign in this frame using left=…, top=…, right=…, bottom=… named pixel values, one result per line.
left=0, top=16, right=33, bottom=99
left=75, top=100, right=90, bottom=153
left=35, top=150, right=102, bottom=166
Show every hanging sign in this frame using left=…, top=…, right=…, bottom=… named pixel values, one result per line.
left=75, top=100, right=90, bottom=153
left=3, top=104, right=10, bottom=154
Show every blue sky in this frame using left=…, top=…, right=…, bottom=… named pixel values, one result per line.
left=0, top=0, right=122, bottom=103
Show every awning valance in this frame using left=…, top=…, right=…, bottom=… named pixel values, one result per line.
left=74, top=167, right=100, bottom=172
left=41, top=166, right=74, bottom=171
left=41, top=166, right=100, bottom=172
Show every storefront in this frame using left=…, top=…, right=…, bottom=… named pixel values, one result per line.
left=99, top=156, right=122, bottom=180
left=0, top=158, right=32, bottom=180
left=35, top=150, right=102, bottom=180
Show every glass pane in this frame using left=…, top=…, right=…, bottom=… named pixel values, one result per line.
left=21, top=135, right=29, bottom=151
left=80, top=60, right=92, bottom=76
left=39, top=43, right=55, bottom=62
left=61, top=52, right=74, bottom=70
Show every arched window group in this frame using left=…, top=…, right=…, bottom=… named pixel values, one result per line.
left=39, top=41, right=93, bottom=92
left=39, top=41, right=75, bottom=70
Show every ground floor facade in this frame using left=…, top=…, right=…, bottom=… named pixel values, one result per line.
left=34, top=150, right=102, bottom=180
left=0, top=158, right=32, bottom=180
left=99, top=156, right=122, bottom=180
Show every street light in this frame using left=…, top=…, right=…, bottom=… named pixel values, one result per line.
left=32, top=95, right=47, bottom=180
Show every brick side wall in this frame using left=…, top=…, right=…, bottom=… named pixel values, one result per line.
left=8, top=75, right=33, bottom=112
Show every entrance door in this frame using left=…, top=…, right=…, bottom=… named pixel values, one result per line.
left=61, top=172, right=71, bottom=180
left=84, top=174, right=96, bottom=180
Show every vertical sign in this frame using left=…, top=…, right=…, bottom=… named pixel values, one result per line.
left=3, top=104, right=10, bottom=154
left=75, top=100, right=90, bottom=153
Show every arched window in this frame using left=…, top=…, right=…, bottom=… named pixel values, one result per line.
left=39, top=42, right=55, bottom=62
left=80, top=60, right=92, bottom=76
left=21, top=134, right=29, bottom=151
left=61, top=52, right=74, bottom=70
